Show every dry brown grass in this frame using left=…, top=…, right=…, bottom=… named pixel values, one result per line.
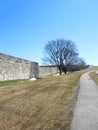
left=89, top=71, right=98, bottom=85
left=0, top=71, right=84, bottom=130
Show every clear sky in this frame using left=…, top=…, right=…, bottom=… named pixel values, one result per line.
left=0, top=0, right=98, bottom=65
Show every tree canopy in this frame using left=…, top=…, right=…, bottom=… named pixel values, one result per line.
left=43, top=39, right=79, bottom=75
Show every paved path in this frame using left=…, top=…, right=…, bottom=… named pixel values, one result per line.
left=71, top=72, right=98, bottom=130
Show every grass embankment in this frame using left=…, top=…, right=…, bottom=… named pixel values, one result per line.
left=89, top=72, right=98, bottom=85
left=0, top=71, right=83, bottom=130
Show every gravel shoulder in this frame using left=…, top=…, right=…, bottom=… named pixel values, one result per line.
left=71, top=71, right=98, bottom=130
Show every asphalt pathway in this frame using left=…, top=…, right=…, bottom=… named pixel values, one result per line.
left=71, top=72, right=98, bottom=130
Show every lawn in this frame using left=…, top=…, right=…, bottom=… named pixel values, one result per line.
left=0, top=79, right=27, bottom=87
left=0, top=71, right=84, bottom=130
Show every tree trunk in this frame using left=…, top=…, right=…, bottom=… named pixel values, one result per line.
left=64, top=70, right=67, bottom=74
left=57, top=66, right=62, bottom=75
left=59, top=69, right=62, bottom=75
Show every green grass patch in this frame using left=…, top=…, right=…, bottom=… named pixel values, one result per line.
left=0, top=79, right=27, bottom=87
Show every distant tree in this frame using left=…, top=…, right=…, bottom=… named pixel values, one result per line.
left=43, top=39, right=78, bottom=75
left=76, top=57, right=87, bottom=69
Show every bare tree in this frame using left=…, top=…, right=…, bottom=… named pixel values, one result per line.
left=43, top=39, right=78, bottom=75
left=76, top=57, right=87, bottom=69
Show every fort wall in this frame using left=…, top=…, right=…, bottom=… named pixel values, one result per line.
left=0, top=53, right=39, bottom=81
left=39, top=65, right=58, bottom=77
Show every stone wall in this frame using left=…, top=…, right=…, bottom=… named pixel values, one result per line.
left=39, top=65, right=58, bottom=77
left=0, top=53, right=39, bottom=81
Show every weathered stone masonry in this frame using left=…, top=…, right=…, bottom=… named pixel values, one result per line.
left=0, top=53, right=39, bottom=81
left=39, top=65, right=58, bottom=77
left=0, top=53, right=59, bottom=81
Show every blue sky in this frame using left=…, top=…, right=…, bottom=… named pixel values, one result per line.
left=0, top=0, right=98, bottom=65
